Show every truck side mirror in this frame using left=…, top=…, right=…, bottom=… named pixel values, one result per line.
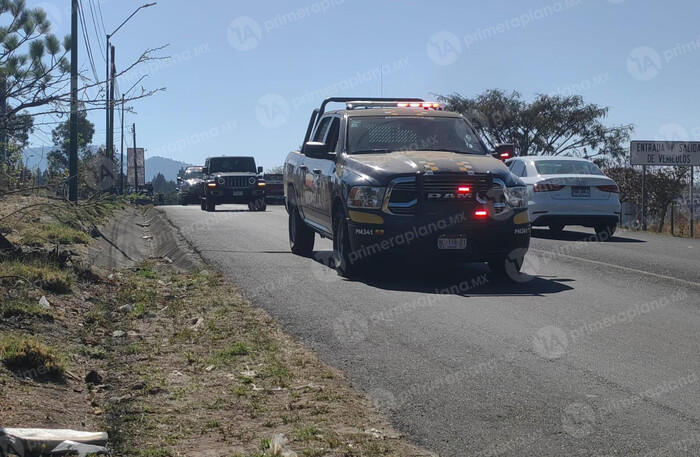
left=257, top=166, right=264, bottom=174
left=304, top=141, right=331, bottom=159
left=493, top=144, right=515, bottom=161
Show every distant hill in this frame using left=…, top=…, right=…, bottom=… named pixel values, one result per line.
left=21, top=149, right=189, bottom=183
left=145, top=156, right=192, bottom=182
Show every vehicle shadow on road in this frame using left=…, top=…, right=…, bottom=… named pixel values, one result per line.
left=531, top=228, right=645, bottom=243
left=312, top=252, right=574, bottom=297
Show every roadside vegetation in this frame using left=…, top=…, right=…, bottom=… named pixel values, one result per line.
left=0, top=193, right=433, bottom=457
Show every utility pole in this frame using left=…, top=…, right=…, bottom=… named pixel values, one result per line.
left=105, top=35, right=111, bottom=161
left=120, top=96, right=125, bottom=194
left=109, top=46, right=116, bottom=163
left=641, top=166, right=647, bottom=231
left=69, top=0, right=79, bottom=202
left=132, top=123, right=138, bottom=191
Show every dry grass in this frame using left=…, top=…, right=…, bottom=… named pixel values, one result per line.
left=0, top=334, right=65, bottom=379
left=21, top=222, right=92, bottom=246
left=0, top=260, right=75, bottom=294
left=100, top=265, right=432, bottom=457
left=1, top=299, right=53, bottom=320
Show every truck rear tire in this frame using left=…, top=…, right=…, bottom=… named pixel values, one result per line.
left=333, top=211, right=361, bottom=278
left=289, top=205, right=314, bottom=256
left=488, top=250, right=525, bottom=281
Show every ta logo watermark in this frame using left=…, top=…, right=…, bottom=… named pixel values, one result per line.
left=533, top=325, right=568, bottom=359
left=255, top=93, right=290, bottom=128
left=427, top=31, right=461, bottom=66
left=561, top=402, right=596, bottom=438
left=627, top=46, right=662, bottom=81
left=333, top=311, right=369, bottom=344
left=227, top=17, right=262, bottom=51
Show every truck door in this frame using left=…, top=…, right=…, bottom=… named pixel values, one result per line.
left=314, top=117, right=340, bottom=225
left=301, top=116, right=333, bottom=229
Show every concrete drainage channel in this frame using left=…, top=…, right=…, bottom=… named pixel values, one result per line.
left=87, top=206, right=200, bottom=272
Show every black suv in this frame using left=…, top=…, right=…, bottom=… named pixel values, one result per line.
left=200, top=156, right=266, bottom=212
left=284, top=97, right=531, bottom=278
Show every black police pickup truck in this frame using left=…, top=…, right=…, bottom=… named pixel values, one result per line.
left=200, top=156, right=266, bottom=212
left=177, top=166, right=205, bottom=205
left=284, top=97, right=531, bottom=278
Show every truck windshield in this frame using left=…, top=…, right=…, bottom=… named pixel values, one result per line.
left=208, top=157, right=257, bottom=173
left=346, top=116, right=487, bottom=155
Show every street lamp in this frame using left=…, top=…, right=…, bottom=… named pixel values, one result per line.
left=106, top=2, right=156, bottom=162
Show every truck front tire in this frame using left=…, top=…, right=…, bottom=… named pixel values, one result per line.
left=289, top=205, right=314, bottom=256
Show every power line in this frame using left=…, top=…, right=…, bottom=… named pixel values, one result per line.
left=77, top=0, right=100, bottom=85
left=94, top=0, right=108, bottom=38
left=86, top=0, right=106, bottom=62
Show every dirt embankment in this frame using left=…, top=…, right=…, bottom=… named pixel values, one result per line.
left=1, top=196, right=436, bottom=457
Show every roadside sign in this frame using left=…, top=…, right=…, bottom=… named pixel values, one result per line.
left=127, top=147, right=145, bottom=187
left=630, top=141, right=700, bottom=166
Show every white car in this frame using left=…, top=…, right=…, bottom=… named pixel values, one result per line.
left=505, top=156, right=621, bottom=239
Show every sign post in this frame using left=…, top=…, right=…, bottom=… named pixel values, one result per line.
left=630, top=141, right=700, bottom=235
left=127, top=147, right=145, bottom=190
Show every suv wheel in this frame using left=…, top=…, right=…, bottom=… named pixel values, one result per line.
left=289, top=204, right=315, bottom=256
left=200, top=198, right=206, bottom=211
left=594, top=224, right=616, bottom=241
left=205, top=198, right=216, bottom=212
left=333, top=210, right=360, bottom=278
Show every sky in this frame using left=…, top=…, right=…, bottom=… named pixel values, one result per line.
left=24, top=0, right=700, bottom=171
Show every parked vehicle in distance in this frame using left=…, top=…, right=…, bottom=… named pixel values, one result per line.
left=177, top=166, right=205, bottom=205
left=283, top=97, right=531, bottom=278
left=263, top=173, right=284, bottom=203
left=505, top=156, right=621, bottom=239
left=200, top=156, right=266, bottom=212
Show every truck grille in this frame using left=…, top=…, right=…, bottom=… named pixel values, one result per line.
left=223, top=177, right=251, bottom=188
left=386, top=174, right=495, bottom=216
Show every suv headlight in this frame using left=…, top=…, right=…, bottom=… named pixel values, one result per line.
left=348, top=186, right=385, bottom=209
left=504, top=186, right=528, bottom=208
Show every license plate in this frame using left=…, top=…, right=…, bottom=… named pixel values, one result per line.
left=232, top=191, right=244, bottom=196
left=438, top=236, right=467, bottom=250
left=571, top=186, right=590, bottom=197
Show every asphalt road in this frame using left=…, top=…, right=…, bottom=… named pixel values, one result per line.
left=163, top=204, right=700, bottom=457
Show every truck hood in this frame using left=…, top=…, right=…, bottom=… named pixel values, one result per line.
left=344, top=150, right=517, bottom=185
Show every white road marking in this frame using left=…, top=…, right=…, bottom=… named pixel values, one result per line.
left=530, top=248, right=700, bottom=288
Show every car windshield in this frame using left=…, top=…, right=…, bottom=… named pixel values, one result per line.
left=346, top=116, right=487, bottom=155
left=185, top=170, right=204, bottom=179
left=534, top=160, right=604, bottom=176
left=208, top=157, right=256, bottom=173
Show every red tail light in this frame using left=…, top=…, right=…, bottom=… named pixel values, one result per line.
left=597, top=184, right=619, bottom=193
left=534, top=183, right=565, bottom=192
left=474, top=210, right=488, bottom=218
left=500, top=152, right=511, bottom=160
